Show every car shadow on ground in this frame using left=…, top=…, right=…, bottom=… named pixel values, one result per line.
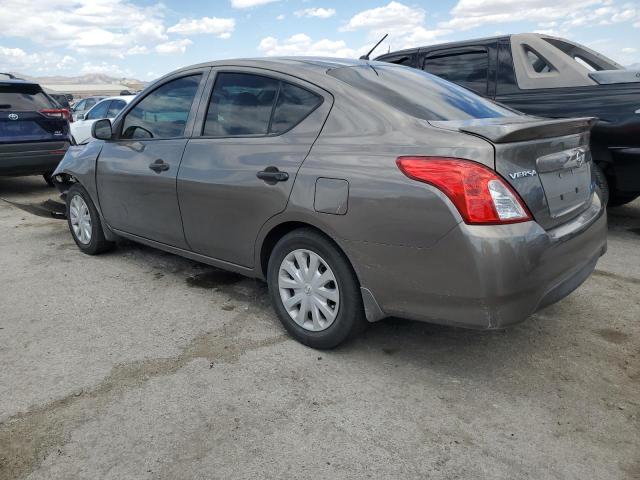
left=4, top=175, right=636, bottom=378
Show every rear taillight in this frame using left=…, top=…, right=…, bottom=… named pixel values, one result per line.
left=40, top=108, right=72, bottom=122
left=396, top=156, right=531, bottom=225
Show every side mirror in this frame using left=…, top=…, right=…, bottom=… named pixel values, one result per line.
left=92, top=119, right=112, bottom=141
left=76, top=112, right=85, bottom=120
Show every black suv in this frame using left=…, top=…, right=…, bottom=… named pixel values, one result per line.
left=1, top=73, right=72, bottom=185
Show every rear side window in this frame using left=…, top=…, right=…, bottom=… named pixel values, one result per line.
left=0, top=83, right=56, bottom=111
left=204, top=73, right=279, bottom=136
left=423, top=50, right=489, bottom=95
left=121, top=75, right=201, bottom=139
left=203, top=72, right=322, bottom=137
left=328, top=64, right=516, bottom=121
left=271, top=83, right=322, bottom=134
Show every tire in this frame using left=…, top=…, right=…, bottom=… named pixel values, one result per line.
left=43, top=173, right=55, bottom=187
left=592, top=163, right=609, bottom=206
left=267, top=228, right=366, bottom=349
left=66, top=183, right=114, bottom=255
left=609, top=193, right=639, bottom=207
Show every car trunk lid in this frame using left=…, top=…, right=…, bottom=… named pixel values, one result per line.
left=430, top=116, right=597, bottom=230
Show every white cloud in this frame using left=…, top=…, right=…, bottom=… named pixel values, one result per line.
left=156, top=39, right=193, bottom=54
left=622, top=47, right=637, bottom=53
left=342, top=2, right=425, bottom=34
left=276, top=14, right=285, bottom=20
left=167, top=17, right=236, bottom=38
left=231, top=0, right=280, bottom=8
left=0, top=0, right=168, bottom=58
left=341, top=2, right=450, bottom=51
left=295, top=8, right=336, bottom=19
left=0, top=46, right=76, bottom=73
left=443, top=0, right=639, bottom=31
left=258, top=34, right=359, bottom=57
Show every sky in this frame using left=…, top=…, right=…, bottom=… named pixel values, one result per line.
left=0, top=0, right=639, bottom=80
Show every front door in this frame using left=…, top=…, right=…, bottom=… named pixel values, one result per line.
left=96, top=71, right=207, bottom=248
left=178, top=69, right=332, bottom=267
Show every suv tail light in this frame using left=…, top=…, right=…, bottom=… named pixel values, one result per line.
left=396, top=156, right=531, bottom=225
left=40, top=108, right=72, bottom=122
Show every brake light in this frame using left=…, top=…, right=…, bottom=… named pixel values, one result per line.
left=396, top=156, right=531, bottom=224
left=40, top=108, right=72, bottom=122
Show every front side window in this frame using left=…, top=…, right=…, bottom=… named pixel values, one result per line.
left=203, top=72, right=322, bottom=137
left=121, top=75, right=201, bottom=139
left=85, top=100, right=110, bottom=120
left=423, top=50, right=489, bottom=95
left=85, top=98, right=96, bottom=109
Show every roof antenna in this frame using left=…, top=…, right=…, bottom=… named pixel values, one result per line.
left=359, top=34, right=388, bottom=61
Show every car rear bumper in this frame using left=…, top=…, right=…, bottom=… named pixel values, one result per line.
left=0, top=141, right=69, bottom=176
left=348, top=192, right=607, bottom=329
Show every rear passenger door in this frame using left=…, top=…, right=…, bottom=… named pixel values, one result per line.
left=178, top=68, right=332, bottom=267
left=422, top=47, right=490, bottom=96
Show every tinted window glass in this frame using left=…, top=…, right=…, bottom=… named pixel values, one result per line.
left=271, top=83, right=322, bottom=134
left=74, top=99, right=86, bottom=111
left=525, top=49, right=552, bottom=73
left=204, top=73, right=278, bottom=136
left=423, top=51, right=489, bottom=94
left=0, top=83, right=56, bottom=111
left=85, top=98, right=96, bottom=109
left=107, top=100, right=126, bottom=118
left=328, top=64, right=516, bottom=121
left=122, top=75, right=200, bottom=139
left=85, top=100, right=110, bottom=120
left=379, top=54, right=413, bottom=66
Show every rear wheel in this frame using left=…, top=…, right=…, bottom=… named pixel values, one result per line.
left=66, top=183, right=114, bottom=255
left=267, top=228, right=366, bottom=349
left=609, top=193, right=639, bottom=207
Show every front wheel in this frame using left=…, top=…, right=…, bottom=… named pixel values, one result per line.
left=267, top=229, right=366, bottom=349
left=66, top=183, right=114, bottom=255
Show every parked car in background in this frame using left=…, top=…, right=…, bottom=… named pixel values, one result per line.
left=1, top=75, right=72, bottom=185
left=50, top=93, right=71, bottom=110
left=53, top=58, right=607, bottom=348
left=70, top=95, right=135, bottom=144
left=71, top=96, right=105, bottom=121
left=377, top=33, right=640, bottom=206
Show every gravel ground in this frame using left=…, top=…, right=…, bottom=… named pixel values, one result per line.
left=0, top=175, right=638, bottom=480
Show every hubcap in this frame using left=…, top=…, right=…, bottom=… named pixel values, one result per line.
left=278, top=249, right=340, bottom=332
left=69, top=194, right=92, bottom=245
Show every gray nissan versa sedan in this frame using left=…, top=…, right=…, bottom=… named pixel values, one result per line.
left=52, top=58, right=607, bottom=348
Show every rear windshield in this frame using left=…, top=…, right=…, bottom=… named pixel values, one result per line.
left=327, top=64, right=517, bottom=121
left=0, top=83, right=56, bottom=111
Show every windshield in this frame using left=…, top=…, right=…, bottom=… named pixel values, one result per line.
left=0, top=83, right=56, bottom=111
left=327, top=63, right=517, bottom=121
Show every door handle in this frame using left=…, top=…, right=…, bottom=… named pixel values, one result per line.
left=257, top=166, right=289, bottom=183
left=149, top=159, right=170, bottom=173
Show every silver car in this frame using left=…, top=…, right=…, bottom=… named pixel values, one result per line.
left=53, top=58, right=607, bottom=348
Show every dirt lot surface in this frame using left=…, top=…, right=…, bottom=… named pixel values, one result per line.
left=1, top=176, right=638, bottom=480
